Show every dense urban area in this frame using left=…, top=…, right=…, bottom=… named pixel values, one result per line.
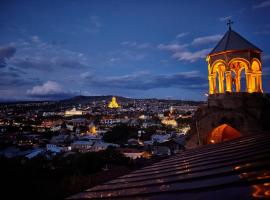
left=0, top=95, right=201, bottom=199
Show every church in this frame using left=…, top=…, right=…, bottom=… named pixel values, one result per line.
left=207, top=20, right=263, bottom=94
left=188, top=21, right=270, bottom=146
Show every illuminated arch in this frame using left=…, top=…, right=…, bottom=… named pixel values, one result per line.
left=228, top=57, right=250, bottom=69
left=210, top=60, right=227, bottom=74
left=207, top=124, right=241, bottom=144
left=228, top=58, right=250, bottom=92
left=250, top=59, right=263, bottom=93
left=208, top=60, right=227, bottom=94
left=251, top=58, right=261, bottom=71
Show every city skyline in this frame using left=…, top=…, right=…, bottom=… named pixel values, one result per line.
left=1, top=0, right=270, bottom=101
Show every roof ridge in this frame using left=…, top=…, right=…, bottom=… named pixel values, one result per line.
left=231, top=30, right=262, bottom=52
left=208, top=29, right=262, bottom=55
left=224, top=29, right=231, bottom=51
left=209, top=30, right=228, bottom=54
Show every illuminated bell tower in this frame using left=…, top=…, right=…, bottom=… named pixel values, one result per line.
left=207, top=20, right=263, bottom=94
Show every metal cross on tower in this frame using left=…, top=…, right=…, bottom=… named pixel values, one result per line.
left=227, top=19, right=234, bottom=30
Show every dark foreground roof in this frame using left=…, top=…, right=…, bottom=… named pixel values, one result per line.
left=209, top=29, right=262, bottom=55
left=68, top=133, right=270, bottom=200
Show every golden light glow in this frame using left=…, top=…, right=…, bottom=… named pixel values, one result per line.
left=108, top=97, right=120, bottom=108
left=89, top=125, right=97, bottom=135
left=161, top=118, right=178, bottom=127
left=64, top=107, right=83, bottom=117
left=252, top=183, right=270, bottom=198
left=207, top=124, right=241, bottom=144
left=207, top=54, right=263, bottom=94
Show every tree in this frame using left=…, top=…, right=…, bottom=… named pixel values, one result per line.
left=103, top=124, right=137, bottom=145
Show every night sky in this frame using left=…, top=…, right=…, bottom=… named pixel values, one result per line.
left=0, top=0, right=270, bottom=101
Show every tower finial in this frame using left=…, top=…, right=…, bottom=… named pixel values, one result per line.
left=227, top=19, right=234, bottom=30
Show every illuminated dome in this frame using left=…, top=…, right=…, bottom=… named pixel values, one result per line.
left=108, top=96, right=120, bottom=109
left=208, top=124, right=241, bottom=144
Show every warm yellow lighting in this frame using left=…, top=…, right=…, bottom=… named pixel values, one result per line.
left=89, top=125, right=97, bottom=135
left=207, top=124, right=241, bottom=144
left=252, top=183, right=270, bottom=198
left=161, top=118, right=178, bottom=127
left=207, top=56, right=263, bottom=94
left=64, top=108, right=83, bottom=117
left=108, top=96, right=120, bottom=108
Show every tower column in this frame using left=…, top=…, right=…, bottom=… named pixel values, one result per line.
left=256, top=73, right=263, bottom=92
left=225, top=71, right=232, bottom=92
left=213, top=74, right=217, bottom=93
left=250, top=74, right=257, bottom=93
left=218, top=71, right=224, bottom=93
left=259, top=73, right=263, bottom=92
left=246, top=72, right=252, bottom=93
left=208, top=75, right=215, bottom=94
left=235, top=73, right=241, bottom=92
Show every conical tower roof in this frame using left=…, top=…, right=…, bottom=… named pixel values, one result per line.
left=209, top=28, right=262, bottom=55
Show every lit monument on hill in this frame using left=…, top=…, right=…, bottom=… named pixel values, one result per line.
left=108, top=96, right=120, bottom=109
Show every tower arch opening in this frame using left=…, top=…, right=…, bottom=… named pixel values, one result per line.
left=207, top=124, right=241, bottom=144
left=228, top=59, right=249, bottom=92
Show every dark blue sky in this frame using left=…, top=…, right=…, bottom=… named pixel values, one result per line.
left=0, top=0, right=270, bottom=101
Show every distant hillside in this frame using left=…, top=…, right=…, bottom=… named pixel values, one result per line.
left=0, top=95, right=205, bottom=106
left=60, top=95, right=204, bottom=106
left=60, top=95, right=130, bottom=104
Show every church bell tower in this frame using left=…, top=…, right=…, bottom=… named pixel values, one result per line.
left=207, top=20, right=263, bottom=94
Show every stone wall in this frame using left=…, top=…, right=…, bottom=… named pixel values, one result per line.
left=186, top=93, right=270, bottom=148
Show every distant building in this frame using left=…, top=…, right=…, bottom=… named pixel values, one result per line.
left=64, top=107, right=83, bottom=117
left=108, top=97, right=120, bottom=108
left=161, top=118, right=177, bottom=127
left=71, top=140, right=93, bottom=151
left=119, top=148, right=151, bottom=159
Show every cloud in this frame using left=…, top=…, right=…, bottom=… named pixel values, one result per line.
left=31, top=35, right=41, bottom=43
left=26, top=81, right=73, bottom=99
left=253, top=0, right=270, bottom=9
left=27, top=81, right=63, bottom=95
left=0, top=71, right=39, bottom=89
left=121, top=41, right=151, bottom=49
left=90, top=16, right=102, bottom=28
left=80, top=71, right=93, bottom=79
left=7, top=36, right=89, bottom=71
left=158, top=43, right=188, bottom=51
left=158, top=42, right=211, bottom=62
left=176, top=32, right=189, bottom=38
left=109, top=57, right=120, bottom=62
left=158, top=33, right=222, bottom=62
left=172, top=48, right=211, bottom=62
left=0, top=45, right=16, bottom=68
left=219, top=16, right=232, bottom=22
left=81, top=71, right=207, bottom=90
left=84, top=16, right=102, bottom=33
left=191, top=34, right=223, bottom=46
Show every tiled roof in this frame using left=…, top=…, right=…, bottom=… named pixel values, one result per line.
left=209, top=29, right=262, bottom=55
left=68, top=133, right=270, bottom=199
